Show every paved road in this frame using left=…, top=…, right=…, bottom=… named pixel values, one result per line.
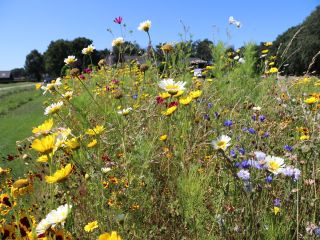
left=0, top=83, right=36, bottom=91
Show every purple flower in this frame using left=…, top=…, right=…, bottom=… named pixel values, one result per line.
left=284, top=145, right=293, bottom=152
left=224, top=120, right=233, bottom=127
left=230, top=149, right=237, bottom=158
left=314, top=228, right=320, bottom=236
left=234, top=162, right=240, bottom=168
left=132, top=94, right=138, bottom=99
left=273, top=198, right=281, bottom=206
left=265, top=175, right=273, bottom=183
left=259, top=115, right=266, bottom=122
left=281, top=166, right=301, bottom=181
left=208, top=103, right=213, bottom=109
left=262, top=132, right=269, bottom=138
left=214, top=112, right=220, bottom=119
left=114, top=16, right=123, bottom=24
left=237, top=169, right=250, bottom=180
left=251, top=115, right=257, bottom=121
left=248, top=128, right=256, bottom=134
left=254, top=151, right=266, bottom=161
left=240, top=160, right=250, bottom=169
left=242, top=127, right=248, bottom=132
left=203, top=114, right=210, bottom=121
left=238, top=147, right=245, bottom=155
left=248, top=160, right=264, bottom=169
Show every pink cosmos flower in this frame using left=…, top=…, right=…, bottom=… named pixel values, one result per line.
left=114, top=16, right=123, bottom=24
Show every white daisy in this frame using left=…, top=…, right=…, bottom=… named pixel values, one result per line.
left=64, top=55, right=77, bottom=65
left=138, top=20, right=151, bottom=32
left=158, top=79, right=186, bottom=95
left=44, top=101, right=63, bottom=115
left=212, top=135, right=231, bottom=151
left=265, top=155, right=285, bottom=175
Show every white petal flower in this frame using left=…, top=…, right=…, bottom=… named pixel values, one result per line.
left=112, top=37, right=124, bottom=47
left=158, top=79, right=186, bottom=95
left=211, top=135, right=231, bottom=151
left=64, top=55, right=77, bottom=65
left=44, top=101, right=63, bottom=115
left=138, top=20, right=151, bottom=32
left=46, top=204, right=72, bottom=227
left=265, top=155, right=285, bottom=175
left=117, top=107, right=133, bottom=116
left=36, top=218, right=51, bottom=235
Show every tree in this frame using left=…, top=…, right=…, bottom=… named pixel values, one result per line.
left=11, top=68, right=26, bottom=79
left=44, top=39, right=71, bottom=77
left=24, top=50, right=45, bottom=81
left=192, top=39, right=214, bottom=61
left=270, top=6, right=320, bottom=75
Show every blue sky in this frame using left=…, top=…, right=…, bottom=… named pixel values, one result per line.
left=0, top=0, right=319, bottom=70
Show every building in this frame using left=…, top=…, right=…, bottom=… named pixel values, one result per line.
left=0, top=71, right=13, bottom=83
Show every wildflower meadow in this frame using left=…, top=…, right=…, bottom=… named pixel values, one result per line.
left=1, top=16, right=320, bottom=240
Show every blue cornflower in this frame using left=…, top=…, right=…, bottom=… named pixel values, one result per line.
left=224, top=120, right=233, bottom=127
left=234, top=162, right=240, bottom=168
left=273, top=198, right=281, bottom=206
left=251, top=115, right=257, bottom=121
left=238, top=147, right=246, bottom=155
left=214, top=112, right=220, bottom=119
left=284, top=145, right=293, bottom=152
left=237, top=169, right=250, bottom=180
left=203, top=114, right=210, bottom=121
left=240, top=160, right=250, bottom=169
left=132, top=94, right=138, bottom=99
left=230, top=149, right=237, bottom=158
left=265, top=175, right=273, bottom=183
left=242, top=127, right=248, bottom=132
left=259, top=115, right=266, bottom=122
left=208, top=102, right=213, bottom=109
left=248, top=128, right=256, bottom=134
left=314, top=228, right=320, bottom=237
left=263, top=132, right=270, bottom=138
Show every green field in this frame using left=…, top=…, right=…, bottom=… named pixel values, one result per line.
left=0, top=83, right=46, bottom=164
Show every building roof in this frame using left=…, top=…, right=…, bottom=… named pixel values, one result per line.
left=0, top=71, right=12, bottom=79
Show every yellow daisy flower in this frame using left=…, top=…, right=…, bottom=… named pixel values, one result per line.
left=32, top=118, right=54, bottom=135
left=87, top=139, right=98, bottom=148
left=162, top=106, right=177, bottom=116
left=86, top=125, right=105, bottom=136
left=45, top=164, right=73, bottom=184
left=98, top=231, right=122, bottom=240
left=179, top=96, right=193, bottom=105
left=159, top=135, right=167, bottom=141
left=84, top=220, right=99, bottom=232
left=189, top=90, right=202, bottom=99
left=31, top=134, right=56, bottom=154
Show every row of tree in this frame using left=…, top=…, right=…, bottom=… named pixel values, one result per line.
left=19, top=37, right=214, bottom=81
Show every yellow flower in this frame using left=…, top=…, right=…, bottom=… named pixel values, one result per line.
left=159, top=92, right=171, bottom=99
left=31, top=134, right=56, bottom=154
left=84, top=220, right=98, bottom=232
left=304, top=96, right=317, bottom=104
left=32, top=118, right=54, bottom=135
left=0, top=167, right=10, bottom=175
left=162, top=106, right=177, bottom=116
left=173, top=90, right=184, bottom=97
left=87, top=139, right=98, bottom=148
left=264, top=42, right=273, bottom=46
left=98, top=231, right=122, bottom=240
left=159, top=135, right=167, bottom=141
left=37, top=155, right=49, bottom=163
left=86, top=125, right=105, bottom=136
left=11, top=179, right=32, bottom=197
left=44, top=101, right=63, bottom=115
left=179, top=96, right=193, bottom=105
left=300, top=135, right=310, bottom=140
left=206, top=78, right=213, bottom=82
left=45, top=164, right=73, bottom=184
left=35, top=83, right=42, bottom=90
left=261, top=49, right=269, bottom=54
left=189, top=90, right=202, bottom=99
left=269, top=67, right=278, bottom=74
left=65, top=137, right=80, bottom=150
left=273, top=206, right=280, bottom=215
